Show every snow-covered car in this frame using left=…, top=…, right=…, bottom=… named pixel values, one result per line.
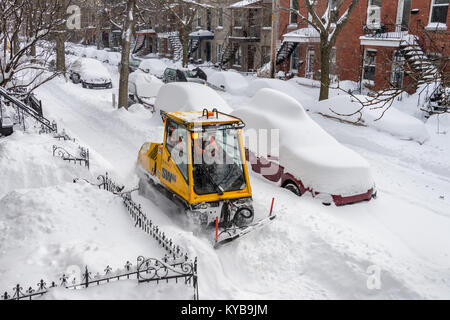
left=69, top=58, right=112, bottom=89
left=232, top=88, right=376, bottom=206
left=208, top=71, right=248, bottom=95
left=128, top=71, right=164, bottom=110
left=154, top=82, right=232, bottom=114
left=138, top=59, right=167, bottom=79
left=247, top=78, right=313, bottom=106
left=162, top=67, right=207, bottom=84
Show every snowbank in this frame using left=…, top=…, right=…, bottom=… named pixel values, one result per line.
left=209, top=71, right=248, bottom=95
left=139, top=59, right=167, bottom=78
left=0, top=132, right=89, bottom=199
left=0, top=182, right=165, bottom=291
left=247, top=78, right=314, bottom=106
left=155, top=82, right=232, bottom=114
left=40, top=280, right=193, bottom=300
left=312, top=95, right=430, bottom=144
left=232, top=89, right=374, bottom=196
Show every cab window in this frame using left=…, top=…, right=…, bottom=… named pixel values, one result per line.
left=165, top=119, right=189, bottom=182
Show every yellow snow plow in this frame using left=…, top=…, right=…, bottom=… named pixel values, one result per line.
left=137, top=109, right=275, bottom=247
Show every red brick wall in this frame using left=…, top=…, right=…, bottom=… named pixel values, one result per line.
left=278, top=0, right=449, bottom=90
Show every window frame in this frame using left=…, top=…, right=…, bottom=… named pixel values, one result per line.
left=362, top=49, right=377, bottom=82
left=429, top=0, right=449, bottom=26
left=289, top=0, right=299, bottom=25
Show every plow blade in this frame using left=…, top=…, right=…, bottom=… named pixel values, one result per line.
left=214, top=215, right=276, bottom=249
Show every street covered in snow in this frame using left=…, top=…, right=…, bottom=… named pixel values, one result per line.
left=1, top=47, right=449, bottom=300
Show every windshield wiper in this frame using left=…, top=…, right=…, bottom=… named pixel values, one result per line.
left=201, top=165, right=224, bottom=195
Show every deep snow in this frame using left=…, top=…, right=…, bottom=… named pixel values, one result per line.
left=1, top=50, right=450, bottom=299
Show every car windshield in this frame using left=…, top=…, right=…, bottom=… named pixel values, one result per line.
left=130, top=59, right=141, bottom=68
left=184, top=70, right=197, bottom=78
left=192, top=126, right=246, bottom=195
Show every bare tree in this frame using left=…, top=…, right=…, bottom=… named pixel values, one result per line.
left=0, top=0, right=67, bottom=93
left=284, top=0, right=360, bottom=101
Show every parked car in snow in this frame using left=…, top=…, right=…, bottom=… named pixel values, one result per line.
left=69, top=58, right=112, bottom=89
left=128, top=71, right=164, bottom=111
left=138, top=59, right=167, bottom=79
left=162, top=67, right=207, bottom=84
left=232, top=88, right=376, bottom=206
left=117, top=55, right=143, bottom=74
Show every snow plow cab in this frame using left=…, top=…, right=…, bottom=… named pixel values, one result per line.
left=138, top=109, right=257, bottom=234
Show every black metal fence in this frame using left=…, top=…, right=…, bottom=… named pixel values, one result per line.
left=2, top=255, right=198, bottom=301
left=53, top=145, right=90, bottom=169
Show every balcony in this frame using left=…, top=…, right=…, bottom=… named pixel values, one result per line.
left=360, top=24, right=412, bottom=47
left=229, top=25, right=261, bottom=42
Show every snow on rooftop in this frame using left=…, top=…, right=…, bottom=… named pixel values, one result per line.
left=229, top=0, right=261, bottom=8
left=283, top=27, right=320, bottom=43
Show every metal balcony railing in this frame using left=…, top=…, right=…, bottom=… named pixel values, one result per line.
left=362, top=23, right=408, bottom=40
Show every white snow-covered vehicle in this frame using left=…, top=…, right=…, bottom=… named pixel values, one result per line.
left=154, top=82, right=233, bottom=114
left=138, top=59, right=167, bottom=79
left=232, top=89, right=377, bottom=206
left=69, top=58, right=112, bottom=89
left=128, top=71, right=164, bottom=110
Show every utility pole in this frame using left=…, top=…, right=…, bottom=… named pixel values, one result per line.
left=270, top=0, right=280, bottom=78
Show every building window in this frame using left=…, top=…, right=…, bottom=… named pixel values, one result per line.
left=197, top=10, right=202, bottom=28
left=234, top=10, right=242, bottom=27
left=290, top=0, right=299, bottom=24
left=263, top=5, right=272, bottom=27
left=363, top=49, right=377, bottom=81
left=217, top=44, right=223, bottom=62
left=391, top=50, right=404, bottom=89
left=330, top=47, right=337, bottom=75
left=262, top=46, right=271, bottom=64
left=234, top=46, right=242, bottom=66
left=218, top=8, right=223, bottom=27
left=429, top=0, right=449, bottom=25
left=367, top=0, right=382, bottom=29
left=290, top=46, right=300, bottom=73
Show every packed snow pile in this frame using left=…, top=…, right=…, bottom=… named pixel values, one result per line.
left=0, top=182, right=165, bottom=291
left=0, top=132, right=89, bottom=199
left=155, top=82, right=232, bottom=114
left=247, top=78, right=314, bottom=106
left=209, top=71, right=249, bottom=95
left=312, top=95, right=430, bottom=144
left=139, top=59, right=167, bottom=78
left=40, top=280, right=193, bottom=300
left=232, top=89, right=374, bottom=196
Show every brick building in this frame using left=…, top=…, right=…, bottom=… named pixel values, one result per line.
left=277, top=0, right=449, bottom=92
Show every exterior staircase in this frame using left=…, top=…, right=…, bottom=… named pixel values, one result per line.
left=0, top=87, right=56, bottom=133
left=399, top=38, right=437, bottom=80
left=132, top=34, right=146, bottom=55
left=168, top=32, right=183, bottom=61
left=220, top=39, right=239, bottom=67
left=188, top=39, right=200, bottom=59
left=276, top=41, right=298, bottom=65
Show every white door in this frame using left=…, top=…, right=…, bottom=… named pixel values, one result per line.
left=305, top=49, right=315, bottom=79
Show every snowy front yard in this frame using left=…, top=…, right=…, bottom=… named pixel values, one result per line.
left=1, top=55, right=449, bottom=299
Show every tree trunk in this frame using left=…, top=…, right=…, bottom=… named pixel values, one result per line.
left=118, top=0, right=137, bottom=110
left=96, top=11, right=103, bottom=50
left=182, top=26, right=190, bottom=68
left=319, top=42, right=331, bottom=101
left=56, top=32, right=66, bottom=72
left=56, top=0, right=66, bottom=73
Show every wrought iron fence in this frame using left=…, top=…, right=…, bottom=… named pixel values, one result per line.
left=2, top=256, right=198, bottom=301
left=53, top=145, right=90, bottom=169
left=74, top=173, right=190, bottom=261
